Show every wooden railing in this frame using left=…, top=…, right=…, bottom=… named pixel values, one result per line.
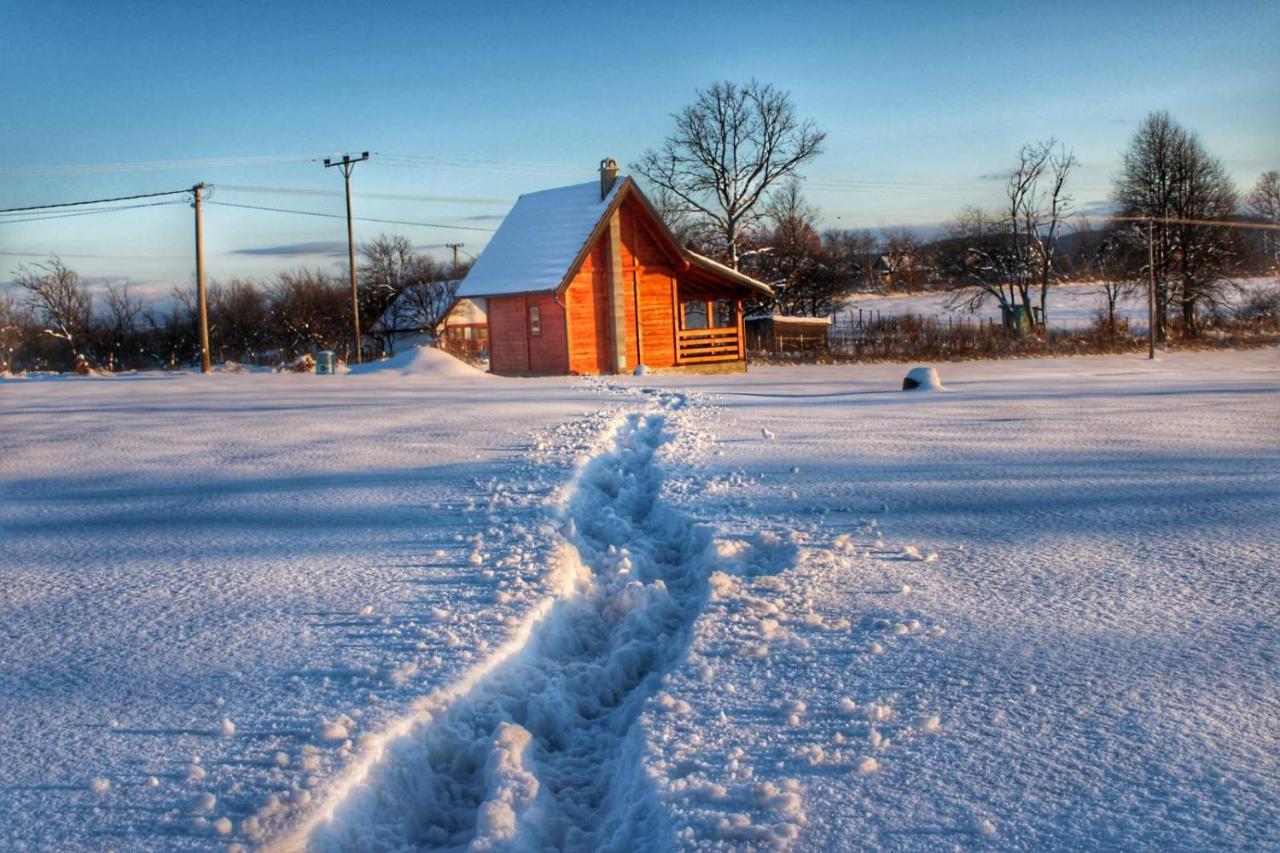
left=676, top=327, right=741, bottom=364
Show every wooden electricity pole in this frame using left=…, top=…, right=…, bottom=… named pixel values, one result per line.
left=192, top=183, right=211, bottom=373
left=324, top=151, right=370, bottom=363
left=446, top=242, right=464, bottom=273
left=1147, top=219, right=1156, bottom=360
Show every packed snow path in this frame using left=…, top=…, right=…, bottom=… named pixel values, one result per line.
left=305, top=394, right=706, bottom=851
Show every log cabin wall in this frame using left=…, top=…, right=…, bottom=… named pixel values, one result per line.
left=621, top=198, right=677, bottom=369
left=564, top=242, right=612, bottom=374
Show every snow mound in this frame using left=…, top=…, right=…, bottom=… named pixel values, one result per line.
left=346, top=346, right=488, bottom=379
left=902, top=365, right=946, bottom=391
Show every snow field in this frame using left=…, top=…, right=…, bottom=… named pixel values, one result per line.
left=3, top=347, right=1277, bottom=850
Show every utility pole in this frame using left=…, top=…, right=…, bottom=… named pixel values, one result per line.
left=1147, top=219, right=1156, bottom=360
left=324, top=151, right=370, bottom=363
left=445, top=242, right=464, bottom=274
left=192, top=183, right=211, bottom=373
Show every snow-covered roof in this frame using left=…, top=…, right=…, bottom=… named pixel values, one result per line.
left=456, top=179, right=625, bottom=299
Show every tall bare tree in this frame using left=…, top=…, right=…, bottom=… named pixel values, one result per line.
left=1113, top=111, right=1239, bottom=336
left=99, top=282, right=145, bottom=370
left=632, top=80, right=825, bottom=269
left=13, top=256, right=92, bottom=362
left=946, top=140, right=1075, bottom=331
left=747, top=177, right=834, bottom=315
left=359, top=234, right=422, bottom=323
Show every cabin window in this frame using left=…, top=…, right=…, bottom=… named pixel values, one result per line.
left=529, top=305, right=541, bottom=336
left=713, top=299, right=736, bottom=329
left=683, top=300, right=708, bottom=330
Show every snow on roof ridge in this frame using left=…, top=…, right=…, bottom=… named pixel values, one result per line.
left=745, top=313, right=833, bottom=323
left=685, top=250, right=774, bottom=296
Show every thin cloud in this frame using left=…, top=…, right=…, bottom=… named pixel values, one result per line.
left=231, top=241, right=348, bottom=257
left=1078, top=199, right=1119, bottom=217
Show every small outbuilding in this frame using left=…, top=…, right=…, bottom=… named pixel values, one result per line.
left=744, top=314, right=832, bottom=354
left=453, top=159, right=773, bottom=376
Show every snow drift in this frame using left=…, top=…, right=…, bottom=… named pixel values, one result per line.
left=345, top=346, right=488, bottom=379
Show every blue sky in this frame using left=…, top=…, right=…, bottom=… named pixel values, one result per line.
left=1, top=0, right=1276, bottom=299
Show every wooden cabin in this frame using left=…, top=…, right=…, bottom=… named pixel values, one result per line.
left=453, top=159, right=773, bottom=376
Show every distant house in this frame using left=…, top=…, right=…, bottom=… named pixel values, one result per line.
left=452, top=159, right=773, bottom=376
left=368, top=285, right=485, bottom=355
left=873, top=253, right=909, bottom=282
left=439, top=298, right=488, bottom=356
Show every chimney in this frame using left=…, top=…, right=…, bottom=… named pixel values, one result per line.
left=599, top=157, right=620, bottom=199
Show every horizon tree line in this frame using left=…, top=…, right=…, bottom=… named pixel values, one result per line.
left=2, top=236, right=466, bottom=373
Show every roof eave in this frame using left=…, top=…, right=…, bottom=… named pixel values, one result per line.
left=684, top=251, right=775, bottom=296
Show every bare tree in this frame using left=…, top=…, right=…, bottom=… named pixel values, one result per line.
left=945, top=205, right=998, bottom=242
left=1247, top=170, right=1280, bottom=269
left=1087, top=225, right=1144, bottom=332
left=879, top=226, right=925, bottom=289
left=359, top=234, right=425, bottom=323
left=0, top=292, right=29, bottom=374
left=391, top=278, right=461, bottom=343
left=822, top=228, right=878, bottom=291
left=207, top=278, right=272, bottom=363
left=13, top=256, right=93, bottom=363
left=1113, top=111, right=1239, bottom=336
left=270, top=268, right=351, bottom=359
left=1027, top=142, right=1078, bottom=327
left=946, top=140, right=1075, bottom=332
left=99, top=282, right=145, bottom=370
left=632, top=80, right=825, bottom=269
left=747, top=177, right=835, bottom=315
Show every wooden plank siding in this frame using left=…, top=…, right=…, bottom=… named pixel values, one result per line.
left=527, top=291, right=568, bottom=374
left=565, top=243, right=612, bottom=374
left=621, top=201, right=676, bottom=369
left=486, top=295, right=529, bottom=375
left=487, top=293, right=567, bottom=375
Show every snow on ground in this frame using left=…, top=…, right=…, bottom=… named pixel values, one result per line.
left=630, top=350, right=1280, bottom=850
left=837, top=276, right=1278, bottom=330
left=2, top=347, right=1278, bottom=850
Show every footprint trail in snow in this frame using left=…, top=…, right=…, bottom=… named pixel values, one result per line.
left=305, top=392, right=708, bottom=851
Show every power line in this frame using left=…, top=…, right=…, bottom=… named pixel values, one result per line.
left=218, top=184, right=510, bottom=205
left=0, top=250, right=190, bottom=260
left=0, top=153, right=323, bottom=178
left=0, top=189, right=193, bottom=214
left=206, top=199, right=497, bottom=232
left=376, top=154, right=587, bottom=177
left=0, top=200, right=188, bottom=224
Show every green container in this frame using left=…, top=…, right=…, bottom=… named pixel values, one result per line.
left=315, top=350, right=335, bottom=375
